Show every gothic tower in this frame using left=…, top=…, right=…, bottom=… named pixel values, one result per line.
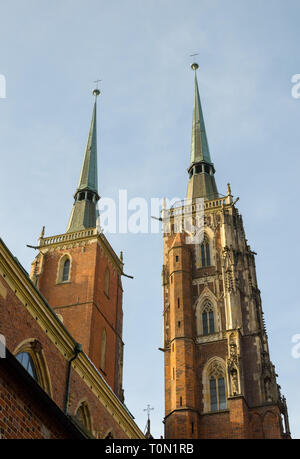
left=30, top=90, right=124, bottom=401
left=162, top=64, right=290, bottom=439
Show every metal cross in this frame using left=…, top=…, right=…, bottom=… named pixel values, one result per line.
left=94, top=79, right=102, bottom=89
left=190, top=52, right=199, bottom=57
left=143, top=404, right=154, bottom=421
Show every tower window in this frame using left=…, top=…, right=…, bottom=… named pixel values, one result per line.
left=204, top=165, right=210, bottom=174
left=62, top=258, right=70, bottom=282
left=209, top=310, right=215, bottom=333
left=195, top=164, right=202, bottom=174
left=201, top=238, right=211, bottom=267
left=202, top=311, right=208, bottom=335
left=209, top=377, right=218, bottom=411
left=202, top=302, right=215, bottom=335
left=87, top=192, right=93, bottom=201
left=206, top=360, right=227, bottom=413
left=210, top=376, right=226, bottom=411
left=176, top=256, right=179, bottom=262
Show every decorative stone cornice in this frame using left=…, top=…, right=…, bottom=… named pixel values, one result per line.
left=38, top=228, right=123, bottom=274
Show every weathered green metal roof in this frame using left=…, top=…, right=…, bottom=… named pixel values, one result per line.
left=190, top=71, right=212, bottom=165
left=187, top=65, right=219, bottom=201
left=66, top=92, right=100, bottom=233
left=77, top=99, right=98, bottom=193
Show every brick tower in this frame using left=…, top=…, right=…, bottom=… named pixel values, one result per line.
left=30, top=89, right=124, bottom=401
left=162, top=63, right=290, bottom=439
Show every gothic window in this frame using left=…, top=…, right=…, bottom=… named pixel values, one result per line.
left=62, top=258, right=70, bottom=282
left=202, top=311, right=208, bottom=335
left=200, top=238, right=211, bottom=267
left=100, top=328, right=107, bottom=371
left=57, top=255, right=71, bottom=284
left=201, top=302, right=215, bottom=335
left=16, top=352, right=37, bottom=381
left=75, top=402, right=92, bottom=431
left=208, top=361, right=227, bottom=412
left=104, top=268, right=110, bottom=296
left=14, top=339, right=52, bottom=395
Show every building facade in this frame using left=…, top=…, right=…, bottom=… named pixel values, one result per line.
left=162, top=64, right=290, bottom=439
left=0, top=89, right=144, bottom=439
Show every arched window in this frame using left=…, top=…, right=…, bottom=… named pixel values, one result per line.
left=202, top=302, right=215, bottom=335
left=16, top=352, right=38, bottom=381
left=14, top=339, right=52, bottom=396
left=100, top=328, right=107, bottom=371
left=104, top=268, right=110, bottom=296
left=201, top=238, right=211, bottom=267
left=75, top=402, right=92, bottom=431
left=208, top=361, right=227, bottom=412
left=62, top=258, right=70, bottom=282
left=57, top=255, right=71, bottom=284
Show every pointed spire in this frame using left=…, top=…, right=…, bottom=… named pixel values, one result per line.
left=187, top=63, right=219, bottom=201
left=66, top=89, right=101, bottom=233
left=190, top=63, right=212, bottom=165
left=77, top=90, right=99, bottom=193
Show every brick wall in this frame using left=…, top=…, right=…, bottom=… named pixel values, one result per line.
left=0, top=272, right=131, bottom=439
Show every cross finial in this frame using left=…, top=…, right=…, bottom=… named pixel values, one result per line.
left=190, top=52, right=199, bottom=72
left=93, top=79, right=102, bottom=98
left=94, top=79, right=102, bottom=89
left=143, top=404, right=154, bottom=421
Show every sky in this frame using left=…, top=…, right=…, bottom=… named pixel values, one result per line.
left=0, top=0, right=299, bottom=439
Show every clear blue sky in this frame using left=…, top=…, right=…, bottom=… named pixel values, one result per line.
left=0, top=0, right=299, bottom=438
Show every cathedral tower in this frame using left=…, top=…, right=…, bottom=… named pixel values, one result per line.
left=30, top=90, right=124, bottom=401
left=162, top=64, right=290, bottom=439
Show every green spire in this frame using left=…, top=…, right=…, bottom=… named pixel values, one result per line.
left=190, top=65, right=212, bottom=165
left=77, top=96, right=98, bottom=193
left=66, top=90, right=101, bottom=233
left=187, top=64, right=218, bottom=200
